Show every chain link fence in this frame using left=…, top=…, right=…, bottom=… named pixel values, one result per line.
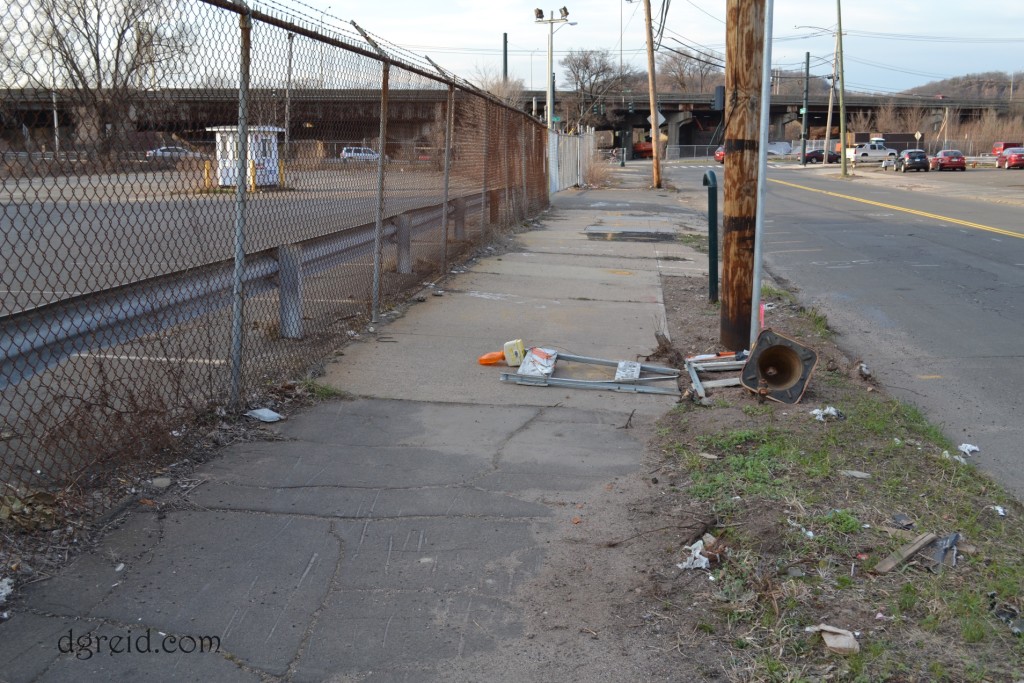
left=1, top=0, right=550, bottom=531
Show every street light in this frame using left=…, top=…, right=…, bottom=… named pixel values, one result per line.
left=534, top=7, right=577, bottom=129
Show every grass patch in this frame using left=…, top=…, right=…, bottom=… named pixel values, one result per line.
left=298, top=380, right=350, bottom=400
left=648, top=278, right=1024, bottom=681
left=677, top=233, right=709, bottom=253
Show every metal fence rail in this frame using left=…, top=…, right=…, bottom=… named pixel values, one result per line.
left=0, top=0, right=548, bottom=520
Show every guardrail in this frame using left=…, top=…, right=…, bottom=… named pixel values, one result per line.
left=0, top=194, right=482, bottom=392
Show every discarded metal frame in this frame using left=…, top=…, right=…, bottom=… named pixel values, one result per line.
left=499, top=348, right=681, bottom=396
left=684, top=356, right=745, bottom=399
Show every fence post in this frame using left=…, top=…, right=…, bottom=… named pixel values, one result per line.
left=441, top=85, right=454, bottom=273
left=548, top=130, right=558, bottom=195
left=502, top=109, right=510, bottom=225
left=229, top=9, right=252, bottom=409
left=352, top=22, right=390, bottom=324
left=278, top=244, right=304, bottom=339
left=520, top=121, right=528, bottom=218
left=481, top=101, right=490, bottom=235
left=395, top=214, right=412, bottom=274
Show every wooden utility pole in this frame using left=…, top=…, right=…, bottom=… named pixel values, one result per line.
left=720, top=0, right=765, bottom=351
left=641, top=0, right=661, bottom=188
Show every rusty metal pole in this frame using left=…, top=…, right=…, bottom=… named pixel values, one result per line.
left=641, top=0, right=662, bottom=188
left=352, top=23, right=391, bottom=323
left=720, top=0, right=765, bottom=351
left=441, top=84, right=454, bottom=274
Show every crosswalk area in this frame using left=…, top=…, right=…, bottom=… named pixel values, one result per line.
left=664, top=161, right=794, bottom=169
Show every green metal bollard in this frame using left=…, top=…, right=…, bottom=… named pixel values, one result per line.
left=702, top=170, right=719, bottom=303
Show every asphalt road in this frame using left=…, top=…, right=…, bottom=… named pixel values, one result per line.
left=668, top=160, right=1024, bottom=498
left=0, top=166, right=466, bottom=314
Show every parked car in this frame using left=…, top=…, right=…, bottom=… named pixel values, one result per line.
left=991, top=141, right=1022, bottom=156
left=929, top=149, right=966, bottom=171
left=713, top=146, right=725, bottom=163
left=799, top=149, right=840, bottom=164
left=340, top=146, right=386, bottom=162
left=846, top=141, right=898, bottom=164
left=996, top=147, right=1024, bottom=169
left=145, top=146, right=205, bottom=161
left=893, top=149, right=929, bottom=173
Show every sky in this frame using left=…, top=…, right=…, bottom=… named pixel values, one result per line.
left=265, top=0, right=1024, bottom=95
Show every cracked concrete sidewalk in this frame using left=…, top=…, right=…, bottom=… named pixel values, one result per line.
left=0, top=164, right=710, bottom=682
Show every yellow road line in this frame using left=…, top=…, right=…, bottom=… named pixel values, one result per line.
left=770, top=178, right=1024, bottom=240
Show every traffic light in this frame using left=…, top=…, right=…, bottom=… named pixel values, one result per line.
left=628, top=100, right=634, bottom=113
left=592, top=104, right=598, bottom=114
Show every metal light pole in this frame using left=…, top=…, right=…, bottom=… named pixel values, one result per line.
left=621, top=0, right=637, bottom=75
left=547, top=15, right=554, bottom=128
left=837, top=0, right=849, bottom=177
left=534, top=7, right=573, bottom=129
left=823, top=73, right=835, bottom=163
left=800, top=51, right=809, bottom=165
left=797, top=25, right=840, bottom=165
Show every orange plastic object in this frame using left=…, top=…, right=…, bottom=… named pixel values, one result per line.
left=477, top=351, right=505, bottom=365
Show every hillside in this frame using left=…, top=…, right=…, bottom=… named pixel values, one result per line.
left=902, top=71, right=1016, bottom=99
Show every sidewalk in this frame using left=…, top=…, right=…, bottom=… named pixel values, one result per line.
left=0, top=163, right=708, bottom=682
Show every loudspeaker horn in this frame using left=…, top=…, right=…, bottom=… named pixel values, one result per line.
left=740, top=329, right=818, bottom=404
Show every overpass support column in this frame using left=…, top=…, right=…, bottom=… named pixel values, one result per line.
left=771, top=112, right=786, bottom=142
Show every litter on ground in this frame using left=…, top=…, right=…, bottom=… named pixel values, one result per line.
left=810, top=406, right=844, bottom=422
left=804, top=624, right=860, bottom=655
left=245, top=408, right=284, bottom=422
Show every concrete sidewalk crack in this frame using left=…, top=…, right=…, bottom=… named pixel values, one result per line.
left=283, top=521, right=345, bottom=681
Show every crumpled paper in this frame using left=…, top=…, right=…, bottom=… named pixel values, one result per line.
left=676, top=539, right=710, bottom=570
left=810, top=406, right=844, bottom=422
left=805, top=623, right=860, bottom=654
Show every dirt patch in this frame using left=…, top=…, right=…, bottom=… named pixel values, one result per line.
left=509, top=274, right=1024, bottom=682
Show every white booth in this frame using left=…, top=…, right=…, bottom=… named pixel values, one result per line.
left=206, top=125, right=285, bottom=187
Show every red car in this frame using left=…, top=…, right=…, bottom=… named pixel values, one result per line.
left=929, top=149, right=966, bottom=171
left=800, top=149, right=841, bottom=164
left=714, top=146, right=725, bottom=163
left=996, top=147, right=1024, bottom=169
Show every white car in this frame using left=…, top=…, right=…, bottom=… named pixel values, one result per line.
left=339, top=146, right=386, bottom=162
left=845, top=142, right=898, bottom=164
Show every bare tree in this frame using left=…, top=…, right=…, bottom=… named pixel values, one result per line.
left=657, top=50, right=692, bottom=93
left=5, top=0, right=193, bottom=154
left=656, top=47, right=723, bottom=94
left=848, top=110, right=874, bottom=136
left=471, top=64, right=525, bottom=108
left=559, top=48, right=624, bottom=130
